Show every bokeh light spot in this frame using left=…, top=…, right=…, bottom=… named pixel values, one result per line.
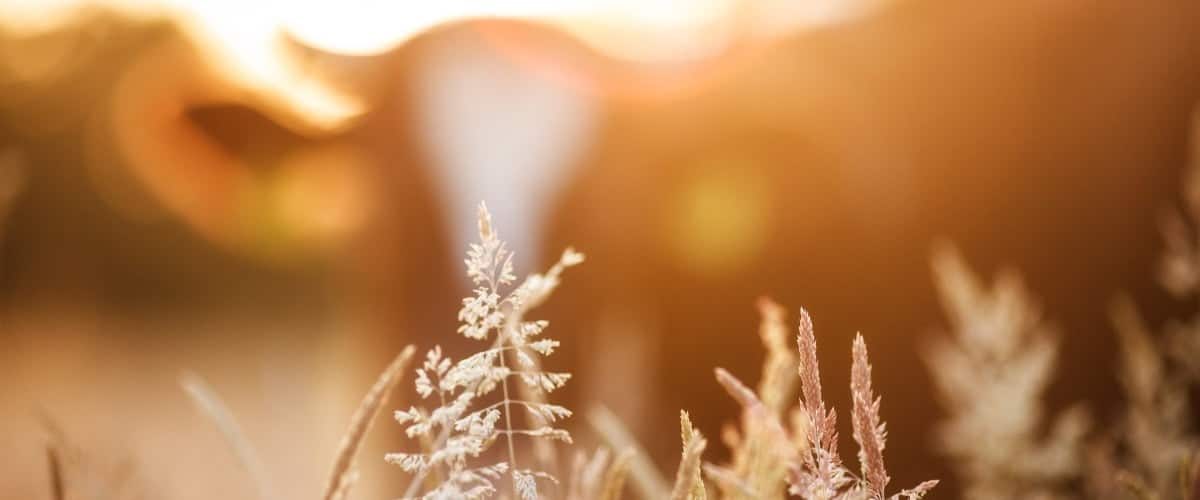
left=665, top=157, right=771, bottom=277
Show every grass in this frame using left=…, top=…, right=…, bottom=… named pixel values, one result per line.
left=46, top=169, right=1200, bottom=499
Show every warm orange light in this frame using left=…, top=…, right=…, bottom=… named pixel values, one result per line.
left=665, top=157, right=773, bottom=277
left=279, top=0, right=742, bottom=61
left=0, top=0, right=894, bottom=61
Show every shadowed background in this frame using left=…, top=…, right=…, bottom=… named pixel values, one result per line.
left=0, top=1, right=1198, bottom=498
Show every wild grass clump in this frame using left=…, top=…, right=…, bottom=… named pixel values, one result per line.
left=140, top=141, right=1200, bottom=500
left=377, top=203, right=939, bottom=499
left=920, top=161, right=1200, bottom=500
left=701, top=306, right=938, bottom=500
left=1085, top=161, right=1200, bottom=500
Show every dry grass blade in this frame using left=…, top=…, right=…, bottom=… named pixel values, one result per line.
left=47, top=444, right=64, bottom=500
left=323, top=345, right=415, bottom=500
left=39, top=412, right=68, bottom=500
left=327, top=470, right=359, bottom=500
left=897, top=479, right=940, bottom=499
left=702, top=463, right=756, bottom=498
left=587, top=405, right=670, bottom=500
left=38, top=412, right=143, bottom=500
left=713, top=368, right=796, bottom=463
left=181, top=372, right=275, bottom=500
left=670, top=431, right=707, bottom=500
left=598, top=449, right=635, bottom=500
left=567, top=451, right=589, bottom=500
left=755, top=297, right=797, bottom=414
left=1111, top=296, right=1163, bottom=406
left=567, top=447, right=612, bottom=500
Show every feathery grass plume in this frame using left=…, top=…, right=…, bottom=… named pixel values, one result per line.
left=1159, top=177, right=1200, bottom=382
left=790, top=308, right=851, bottom=500
left=507, top=244, right=584, bottom=477
left=924, top=244, right=1089, bottom=499
left=787, top=322, right=937, bottom=500
left=323, top=345, right=416, bottom=500
left=588, top=405, right=671, bottom=500
left=709, top=373, right=793, bottom=500
left=1110, top=298, right=1193, bottom=497
left=390, top=202, right=581, bottom=499
left=680, top=411, right=708, bottom=500
left=850, top=334, right=887, bottom=498
left=708, top=300, right=801, bottom=500
left=756, top=298, right=799, bottom=414
left=1159, top=163, right=1200, bottom=299
left=714, top=367, right=798, bottom=464
left=1092, top=152, right=1200, bottom=500
left=181, top=372, right=276, bottom=500
left=671, top=428, right=708, bottom=500
left=848, top=334, right=942, bottom=500
left=598, top=449, right=635, bottom=500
